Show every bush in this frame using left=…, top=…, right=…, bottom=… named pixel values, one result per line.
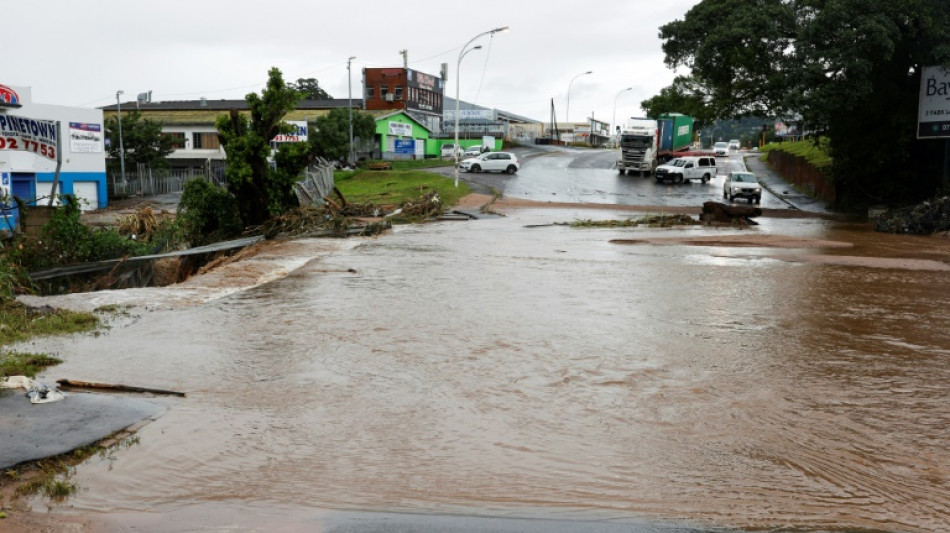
left=178, top=179, right=243, bottom=246
left=12, top=196, right=151, bottom=272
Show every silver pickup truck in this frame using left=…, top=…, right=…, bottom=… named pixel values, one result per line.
left=654, top=156, right=717, bottom=184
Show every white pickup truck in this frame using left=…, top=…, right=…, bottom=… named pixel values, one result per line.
left=653, top=155, right=717, bottom=184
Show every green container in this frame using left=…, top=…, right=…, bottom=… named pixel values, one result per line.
left=659, top=113, right=694, bottom=152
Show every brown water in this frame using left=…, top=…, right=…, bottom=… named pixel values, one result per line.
left=20, top=209, right=950, bottom=531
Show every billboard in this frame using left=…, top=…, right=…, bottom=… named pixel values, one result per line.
left=0, top=115, right=58, bottom=160
left=406, top=68, right=443, bottom=114
left=918, top=65, right=950, bottom=139
left=69, top=122, right=103, bottom=153
left=272, top=121, right=308, bottom=143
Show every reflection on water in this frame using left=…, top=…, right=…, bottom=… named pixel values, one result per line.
left=24, top=211, right=950, bottom=531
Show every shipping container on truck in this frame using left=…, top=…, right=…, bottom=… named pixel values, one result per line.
left=617, top=113, right=695, bottom=176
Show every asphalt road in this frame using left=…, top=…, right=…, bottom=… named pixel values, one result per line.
left=436, top=145, right=791, bottom=210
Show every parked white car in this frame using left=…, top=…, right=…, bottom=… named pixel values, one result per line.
left=463, top=145, right=485, bottom=157
left=654, top=156, right=717, bottom=184
left=459, top=151, right=520, bottom=174
left=440, top=144, right=463, bottom=159
left=723, top=171, right=762, bottom=204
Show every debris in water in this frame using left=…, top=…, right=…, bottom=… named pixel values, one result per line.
left=874, top=196, right=950, bottom=235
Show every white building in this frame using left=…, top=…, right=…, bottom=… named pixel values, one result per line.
left=0, top=83, right=107, bottom=232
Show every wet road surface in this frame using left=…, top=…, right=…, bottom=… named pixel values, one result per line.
left=15, top=206, right=950, bottom=532
left=444, top=146, right=785, bottom=210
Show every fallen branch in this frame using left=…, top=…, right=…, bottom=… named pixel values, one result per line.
left=57, top=379, right=186, bottom=397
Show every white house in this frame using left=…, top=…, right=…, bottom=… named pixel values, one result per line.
left=0, top=83, right=107, bottom=232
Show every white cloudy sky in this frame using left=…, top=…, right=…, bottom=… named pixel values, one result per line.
left=7, top=0, right=700, bottom=127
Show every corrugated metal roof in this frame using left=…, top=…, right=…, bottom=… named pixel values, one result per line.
left=100, top=99, right=359, bottom=112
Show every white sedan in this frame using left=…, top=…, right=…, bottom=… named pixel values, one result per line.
left=459, top=152, right=520, bottom=174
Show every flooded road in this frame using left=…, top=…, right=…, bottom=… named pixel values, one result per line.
left=17, top=208, right=950, bottom=532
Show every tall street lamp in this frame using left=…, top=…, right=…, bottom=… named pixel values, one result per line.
left=347, top=56, right=356, bottom=165
left=613, top=87, right=632, bottom=136
left=116, top=90, right=126, bottom=184
left=454, top=25, right=509, bottom=187
left=565, top=70, right=592, bottom=124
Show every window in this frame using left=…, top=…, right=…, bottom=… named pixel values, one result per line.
left=366, top=87, right=374, bottom=99
left=193, top=132, right=220, bottom=150
left=162, top=132, right=186, bottom=149
left=380, top=86, right=389, bottom=97
left=394, top=86, right=403, bottom=100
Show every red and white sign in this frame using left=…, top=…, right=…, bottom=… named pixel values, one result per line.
left=0, top=115, right=58, bottom=161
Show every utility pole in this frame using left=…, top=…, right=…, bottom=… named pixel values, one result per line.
left=116, top=90, right=126, bottom=184
left=399, top=49, right=408, bottom=68
left=347, top=56, right=356, bottom=165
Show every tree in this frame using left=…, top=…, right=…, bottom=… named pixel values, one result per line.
left=656, top=0, right=950, bottom=208
left=216, top=67, right=310, bottom=227
left=310, top=108, right=376, bottom=162
left=288, top=78, right=331, bottom=100
left=104, top=110, right=177, bottom=169
left=640, top=75, right=714, bottom=127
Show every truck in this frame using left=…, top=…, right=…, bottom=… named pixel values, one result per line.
left=617, top=113, right=695, bottom=176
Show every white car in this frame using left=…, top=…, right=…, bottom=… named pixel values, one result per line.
left=463, top=145, right=485, bottom=157
left=728, top=139, right=741, bottom=150
left=723, top=171, right=762, bottom=204
left=459, top=151, right=520, bottom=174
left=714, top=142, right=729, bottom=156
left=440, top=144, right=463, bottom=159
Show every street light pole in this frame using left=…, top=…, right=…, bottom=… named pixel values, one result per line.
left=454, top=25, right=509, bottom=188
left=347, top=56, right=356, bottom=166
left=116, top=90, right=126, bottom=184
left=566, top=70, right=592, bottom=124
left=612, top=87, right=632, bottom=136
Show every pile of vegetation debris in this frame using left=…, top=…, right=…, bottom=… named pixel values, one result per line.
left=875, top=196, right=950, bottom=235
left=261, top=191, right=444, bottom=239
left=565, top=214, right=699, bottom=228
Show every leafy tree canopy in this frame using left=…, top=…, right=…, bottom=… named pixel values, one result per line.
left=310, top=108, right=376, bottom=162
left=288, top=78, right=332, bottom=100
left=655, top=0, right=950, bottom=207
left=104, top=110, right=177, bottom=169
left=640, top=75, right=715, bottom=128
left=216, top=67, right=309, bottom=226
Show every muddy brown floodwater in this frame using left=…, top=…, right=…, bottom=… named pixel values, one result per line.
left=14, top=205, right=950, bottom=532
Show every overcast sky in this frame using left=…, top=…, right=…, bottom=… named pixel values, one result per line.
left=7, top=0, right=700, bottom=128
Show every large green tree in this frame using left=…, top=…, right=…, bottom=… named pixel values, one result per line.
left=104, top=110, right=177, bottom=169
left=640, top=75, right=715, bottom=126
left=288, top=77, right=332, bottom=100
left=310, top=108, right=376, bottom=162
left=656, top=0, right=950, bottom=208
left=216, top=68, right=310, bottom=226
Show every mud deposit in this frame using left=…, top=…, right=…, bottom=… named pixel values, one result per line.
left=13, top=208, right=950, bottom=532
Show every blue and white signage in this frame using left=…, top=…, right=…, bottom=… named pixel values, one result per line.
left=69, top=122, right=103, bottom=153
left=394, top=139, right=414, bottom=154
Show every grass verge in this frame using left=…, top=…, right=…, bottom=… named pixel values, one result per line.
left=335, top=169, right=471, bottom=208
left=760, top=138, right=832, bottom=170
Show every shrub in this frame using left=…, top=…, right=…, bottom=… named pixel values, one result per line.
left=177, top=179, right=243, bottom=246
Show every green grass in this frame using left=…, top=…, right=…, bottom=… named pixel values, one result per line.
left=0, top=301, right=100, bottom=347
left=0, top=352, right=62, bottom=378
left=760, top=138, right=832, bottom=170
left=361, top=158, right=454, bottom=170
left=335, top=169, right=471, bottom=208
left=0, top=301, right=102, bottom=377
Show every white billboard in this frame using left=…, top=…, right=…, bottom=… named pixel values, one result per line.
left=918, top=65, right=950, bottom=139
